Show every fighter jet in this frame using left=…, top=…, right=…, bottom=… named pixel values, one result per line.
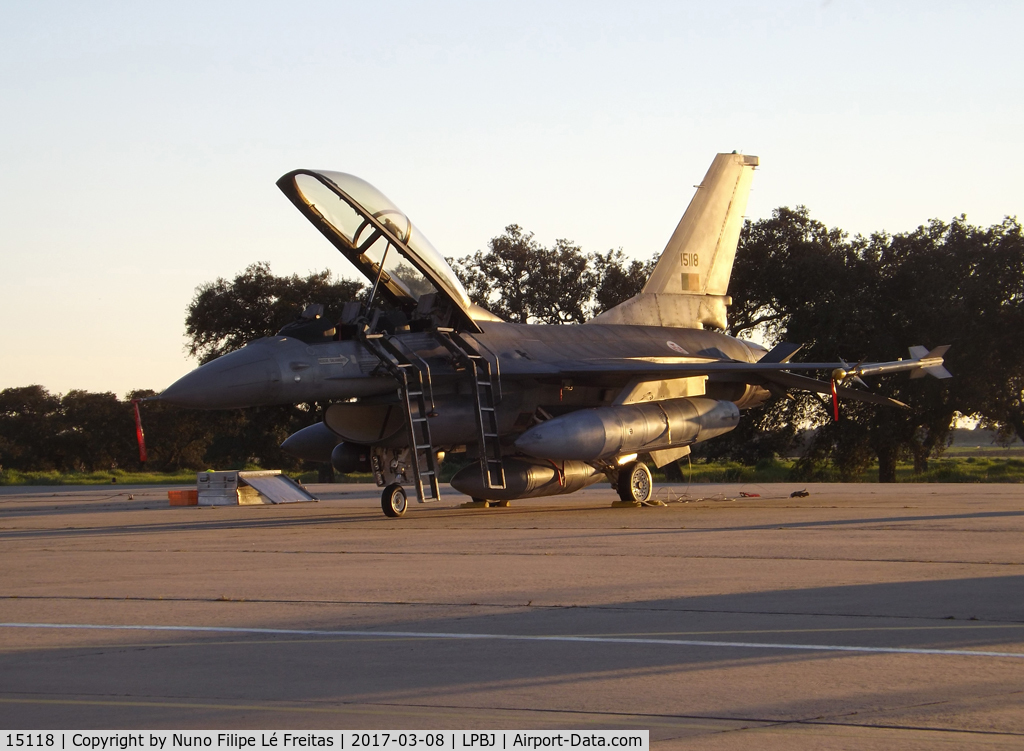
left=160, top=153, right=950, bottom=517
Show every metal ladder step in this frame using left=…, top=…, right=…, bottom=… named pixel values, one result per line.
left=436, top=328, right=506, bottom=491
left=360, top=331, right=441, bottom=504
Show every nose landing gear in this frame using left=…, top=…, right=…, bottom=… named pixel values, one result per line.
left=381, top=484, right=408, bottom=517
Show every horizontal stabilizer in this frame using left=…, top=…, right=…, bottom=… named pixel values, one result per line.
left=760, top=342, right=803, bottom=364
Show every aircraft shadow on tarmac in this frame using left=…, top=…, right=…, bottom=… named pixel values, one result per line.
left=4, top=576, right=1022, bottom=644
left=2, top=579, right=1023, bottom=732
left=3, top=502, right=1024, bottom=536
left=691, top=509, right=1024, bottom=534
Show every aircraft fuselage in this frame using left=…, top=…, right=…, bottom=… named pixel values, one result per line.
left=161, top=321, right=769, bottom=418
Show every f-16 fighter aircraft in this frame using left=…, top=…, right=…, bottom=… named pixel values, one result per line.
left=160, top=153, right=950, bottom=517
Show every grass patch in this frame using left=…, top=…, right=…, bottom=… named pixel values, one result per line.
left=899, top=457, right=1024, bottom=483
left=2, top=467, right=326, bottom=486
left=944, top=447, right=1024, bottom=458
left=297, top=471, right=375, bottom=484
left=654, top=456, right=1024, bottom=484
left=653, top=459, right=792, bottom=484
left=0, top=469, right=199, bottom=486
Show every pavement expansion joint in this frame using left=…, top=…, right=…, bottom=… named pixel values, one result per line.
left=4, top=622, right=1023, bottom=659
left=5, top=689, right=1021, bottom=737
left=303, top=699, right=1024, bottom=738
left=797, top=718, right=1024, bottom=738
left=3, top=594, right=1024, bottom=624
left=20, top=546, right=1019, bottom=566
left=327, top=698, right=825, bottom=728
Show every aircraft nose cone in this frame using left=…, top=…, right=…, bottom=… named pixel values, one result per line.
left=160, top=339, right=286, bottom=409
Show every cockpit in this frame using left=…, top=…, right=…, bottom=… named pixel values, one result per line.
left=276, top=169, right=496, bottom=335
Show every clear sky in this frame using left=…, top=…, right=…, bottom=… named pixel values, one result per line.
left=1, top=1, right=1021, bottom=396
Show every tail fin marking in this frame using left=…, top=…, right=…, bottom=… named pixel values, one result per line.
left=589, top=152, right=758, bottom=330
left=644, top=152, right=758, bottom=298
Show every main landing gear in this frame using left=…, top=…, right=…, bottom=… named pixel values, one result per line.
left=381, top=463, right=656, bottom=516
left=381, top=483, right=408, bottom=518
left=617, top=461, right=653, bottom=504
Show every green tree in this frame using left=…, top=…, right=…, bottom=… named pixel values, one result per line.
left=56, top=390, right=137, bottom=472
left=127, top=389, right=221, bottom=471
left=0, top=386, right=62, bottom=471
left=451, top=225, right=656, bottom=323
left=186, top=262, right=364, bottom=364
left=592, top=249, right=657, bottom=316
left=946, top=217, right=1024, bottom=443
left=725, top=208, right=1024, bottom=481
left=453, top=225, right=553, bottom=323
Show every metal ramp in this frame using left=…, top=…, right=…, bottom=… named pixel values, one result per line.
left=438, top=328, right=507, bottom=492
left=196, top=470, right=318, bottom=506
left=362, top=333, right=441, bottom=504
left=240, top=471, right=318, bottom=504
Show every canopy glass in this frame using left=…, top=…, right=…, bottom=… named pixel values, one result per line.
left=280, top=170, right=473, bottom=318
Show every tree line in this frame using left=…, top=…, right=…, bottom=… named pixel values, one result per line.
left=1, top=210, right=1020, bottom=480
left=718, top=208, right=1023, bottom=481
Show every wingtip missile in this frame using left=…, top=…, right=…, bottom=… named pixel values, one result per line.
left=907, top=345, right=952, bottom=380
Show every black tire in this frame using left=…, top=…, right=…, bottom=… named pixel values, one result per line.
left=617, top=461, right=653, bottom=503
left=381, top=484, right=407, bottom=518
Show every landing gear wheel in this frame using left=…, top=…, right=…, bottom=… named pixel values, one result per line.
left=381, top=484, right=407, bottom=518
left=617, top=461, right=653, bottom=503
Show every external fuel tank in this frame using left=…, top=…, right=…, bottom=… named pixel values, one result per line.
left=513, top=397, right=740, bottom=461
left=450, top=457, right=603, bottom=502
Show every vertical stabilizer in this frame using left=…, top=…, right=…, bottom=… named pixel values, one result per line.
left=589, top=152, right=758, bottom=329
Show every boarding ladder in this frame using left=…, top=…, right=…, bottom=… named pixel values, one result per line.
left=361, top=333, right=441, bottom=504
left=437, top=328, right=507, bottom=491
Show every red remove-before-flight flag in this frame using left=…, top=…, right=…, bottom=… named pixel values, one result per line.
left=131, top=398, right=148, bottom=463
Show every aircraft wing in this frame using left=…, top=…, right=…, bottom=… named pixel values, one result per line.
left=545, top=346, right=947, bottom=408
left=758, top=370, right=909, bottom=408
left=553, top=347, right=949, bottom=381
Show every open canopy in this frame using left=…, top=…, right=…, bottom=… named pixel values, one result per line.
left=277, top=169, right=486, bottom=329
